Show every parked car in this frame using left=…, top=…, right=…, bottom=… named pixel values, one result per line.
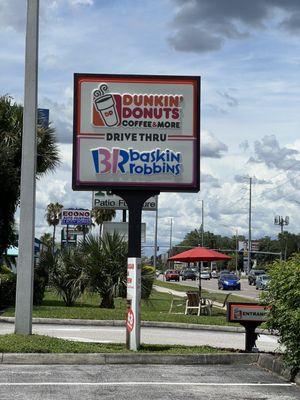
left=219, top=269, right=230, bottom=276
left=218, top=274, right=241, bottom=290
left=248, top=269, right=265, bottom=285
left=211, top=270, right=219, bottom=279
left=181, top=270, right=197, bottom=281
left=256, top=274, right=270, bottom=290
left=200, top=270, right=211, bottom=280
left=165, top=270, right=180, bottom=282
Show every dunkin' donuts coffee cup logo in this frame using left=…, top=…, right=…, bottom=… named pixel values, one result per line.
left=92, top=83, right=183, bottom=129
left=93, top=84, right=121, bottom=127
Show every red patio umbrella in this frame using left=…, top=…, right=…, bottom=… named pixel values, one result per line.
left=168, top=247, right=231, bottom=299
left=168, top=247, right=231, bottom=262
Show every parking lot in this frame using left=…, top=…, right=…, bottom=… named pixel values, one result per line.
left=0, top=363, right=298, bottom=399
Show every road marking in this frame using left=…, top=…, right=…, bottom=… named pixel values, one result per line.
left=0, top=382, right=294, bottom=387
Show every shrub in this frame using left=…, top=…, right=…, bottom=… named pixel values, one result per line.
left=46, top=247, right=87, bottom=307
left=0, top=271, right=16, bottom=308
left=262, top=254, right=300, bottom=372
left=33, top=251, right=52, bottom=306
left=141, top=265, right=155, bottom=300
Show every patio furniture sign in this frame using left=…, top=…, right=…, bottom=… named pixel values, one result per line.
left=73, top=74, right=200, bottom=192
left=92, top=191, right=157, bottom=210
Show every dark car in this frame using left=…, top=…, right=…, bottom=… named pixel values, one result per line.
left=248, top=269, right=265, bottom=285
left=165, top=270, right=180, bottom=282
left=218, top=274, right=241, bottom=290
left=181, top=270, right=197, bottom=281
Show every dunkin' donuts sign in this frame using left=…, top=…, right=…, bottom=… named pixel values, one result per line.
left=73, top=74, right=200, bottom=191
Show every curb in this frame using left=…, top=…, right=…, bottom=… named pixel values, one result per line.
left=0, top=317, right=273, bottom=335
left=257, top=354, right=300, bottom=385
left=0, top=352, right=259, bottom=365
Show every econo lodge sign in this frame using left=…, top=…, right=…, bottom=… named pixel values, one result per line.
left=61, top=209, right=91, bottom=225
left=73, top=74, right=200, bottom=192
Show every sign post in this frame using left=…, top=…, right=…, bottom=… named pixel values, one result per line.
left=73, top=73, right=200, bottom=350
left=227, top=302, right=271, bottom=352
left=15, top=0, right=39, bottom=335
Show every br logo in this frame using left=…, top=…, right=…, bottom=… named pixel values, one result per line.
left=92, top=83, right=122, bottom=127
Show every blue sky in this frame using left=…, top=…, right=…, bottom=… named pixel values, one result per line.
left=1, top=0, right=300, bottom=254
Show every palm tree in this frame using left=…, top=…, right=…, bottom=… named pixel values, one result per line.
left=75, top=224, right=91, bottom=244
left=39, top=232, right=53, bottom=252
left=41, top=247, right=87, bottom=307
left=82, top=232, right=127, bottom=308
left=92, top=208, right=116, bottom=237
left=45, top=202, right=63, bottom=253
left=0, top=95, right=60, bottom=256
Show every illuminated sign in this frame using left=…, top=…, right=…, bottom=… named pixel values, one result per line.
left=73, top=74, right=200, bottom=192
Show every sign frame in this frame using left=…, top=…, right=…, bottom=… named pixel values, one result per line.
left=227, top=302, right=271, bottom=323
left=61, top=209, right=92, bottom=226
left=72, top=73, right=200, bottom=192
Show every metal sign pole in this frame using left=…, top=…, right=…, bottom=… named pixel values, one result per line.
left=15, top=0, right=39, bottom=335
left=114, top=190, right=159, bottom=351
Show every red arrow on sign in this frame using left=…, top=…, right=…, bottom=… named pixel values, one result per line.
left=126, top=308, right=134, bottom=332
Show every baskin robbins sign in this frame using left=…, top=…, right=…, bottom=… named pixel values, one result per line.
left=73, top=74, right=200, bottom=192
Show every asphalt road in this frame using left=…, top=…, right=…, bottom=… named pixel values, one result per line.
left=161, top=276, right=260, bottom=300
left=0, top=322, right=280, bottom=352
left=0, top=364, right=298, bottom=399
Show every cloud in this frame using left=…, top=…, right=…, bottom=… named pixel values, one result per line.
left=201, top=173, right=221, bottom=188
left=0, top=0, right=26, bottom=32
left=234, top=174, right=270, bottom=184
left=249, top=134, right=300, bottom=170
left=201, top=131, right=228, bottom=158
left=216, top=91, right=238, bottom=107
left=40, top=97, right=73, bottom=144
left=239, top=140, right=249, bottom=152
left=168, top=0, right=300, bottom=53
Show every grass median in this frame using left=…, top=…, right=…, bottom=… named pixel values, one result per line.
left=0, top=334, right=229, bottom=354
left=2, top=289, right=236, bottom=326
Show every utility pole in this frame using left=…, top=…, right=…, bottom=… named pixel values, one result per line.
left=169, top=217, right=173, bottom=256
left=274, top=216, right=289, bottom=234
left=247, top=177, right=252, bottom=275
left=201, top=200, right=204, bottom=246
left=153, top=195, right=158, bottom=270
left=235, top=229, right=238, bottom=275
left=15, top=0, right=39, bottom=335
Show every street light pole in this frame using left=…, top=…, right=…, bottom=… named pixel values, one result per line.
left=153, top=195, right=158, bottom=270
left=247, top=177, right=252, bottom=275
left=15, top=0, right=39, bottom=335
left=169, top=217, right=173, bottom=256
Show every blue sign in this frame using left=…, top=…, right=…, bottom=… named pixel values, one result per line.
left=38, top=108, right=49, bottom=128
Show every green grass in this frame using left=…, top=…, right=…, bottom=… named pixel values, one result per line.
left=3, top=289, right=234, bottom=326
left=154, top=280, right=256, bottom=304
left=0, top=334, right=229, bottom=354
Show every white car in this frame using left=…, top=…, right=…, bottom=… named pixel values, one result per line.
left=200, top=271, right=211, bottom=280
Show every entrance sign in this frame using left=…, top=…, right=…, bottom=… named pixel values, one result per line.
left=227, top=302, right=271, bottom=352
left=228, top=303, right=271, bottom=323
left=73, top=74, right=200, bottom=192
left=61, top=209, right=91, bottom=225
left=93, top=191, right=157, bottom=211
left=126, top=257, right=141, bottom=350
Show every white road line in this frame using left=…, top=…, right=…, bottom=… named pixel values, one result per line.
left=0, top=382, right=294, bottom=387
